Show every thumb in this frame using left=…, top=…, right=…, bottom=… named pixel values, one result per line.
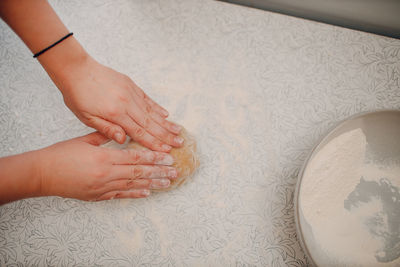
left=87, top=116, right=126, bottom=144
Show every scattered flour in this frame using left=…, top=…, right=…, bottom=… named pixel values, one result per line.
left=300, top=128, right=400, bottom=266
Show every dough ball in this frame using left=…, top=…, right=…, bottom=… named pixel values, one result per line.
left=127, top=127, right=199, bottom=191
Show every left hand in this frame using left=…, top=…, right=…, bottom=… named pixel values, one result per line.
left=0, top=0, right=183, bottom=152
left=46, top=50, right=183, bottom=152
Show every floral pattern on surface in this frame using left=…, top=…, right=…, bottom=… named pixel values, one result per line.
left=1, top=0, right=399, bottom=266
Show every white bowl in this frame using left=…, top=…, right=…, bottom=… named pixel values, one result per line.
left=295, top=110, right=400, bottom=266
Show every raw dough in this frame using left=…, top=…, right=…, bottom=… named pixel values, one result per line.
left=127, top=127, right=199, bottom=191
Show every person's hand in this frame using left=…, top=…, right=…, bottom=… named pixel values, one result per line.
left=37, top=132, right=177, bottom=201
left=1, top=0, right=183, bottom=152
left=60, top=55, right=183, bottom=152
left=44, top=49, right=183, bottom=152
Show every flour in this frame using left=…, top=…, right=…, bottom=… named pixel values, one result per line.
left=300, top=128, right=400, bottom=266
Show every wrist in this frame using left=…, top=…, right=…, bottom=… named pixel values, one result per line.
left=33, top=148, right=47, bottom=197
left=33, top=147, right=56, bottom=197
left=20, top=150, right=44, bottom=199
left=0, top=150, right=44, bottom=204
left=37, top=36, right=90, bottom=90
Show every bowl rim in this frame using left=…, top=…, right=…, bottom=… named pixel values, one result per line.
left=293, top=108, right=400, bottom=266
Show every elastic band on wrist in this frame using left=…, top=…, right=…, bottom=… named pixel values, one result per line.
left=33, top=32, right=74, bottom=58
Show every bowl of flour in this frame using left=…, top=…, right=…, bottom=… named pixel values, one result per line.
left=295, top=110, right=400, bottom=267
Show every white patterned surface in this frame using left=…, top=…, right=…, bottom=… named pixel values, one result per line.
left=1, top=0, right=400, bottom=266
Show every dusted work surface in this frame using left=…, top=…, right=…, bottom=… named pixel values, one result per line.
left=0, top=0, right=399, bottom=266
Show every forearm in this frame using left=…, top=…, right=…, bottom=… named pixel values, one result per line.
left=0, top=0, right=88, bottom=87
left=0, top=0, right=68, bottom=53
left=0, top=151, right=43, bottom=205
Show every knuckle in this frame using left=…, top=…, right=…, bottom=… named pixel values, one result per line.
left=88, top=175, right=107, bottom=192
left=118, top=94, right=129, bottom=103
left=86, top=116, right=97, bottom=126
left=133, top=126, right=145, bottom=137
left=142, top=116, right=151, bottom=129
left=128, top=150, right=141, bottom=163
left=135, top=87, right=145, bottom=98
left=162, top=167, right=172, bottom=177
left=143, top=179, right=151, bottom=187
left=131, top=166, right=143, bottom=179
left=145, top=104, right=152, bottom=113
left=145, top=151, right=156, bottom=163
left=156, top=141, right=168, bottom=151
left=166, top=167, right=177, bottom=178
left=106, top=106, right=120, bottom=118
left=161, top=119, right=173, bottom=130
left=92, top=169, right=107, bottom=179
left=161, top=119, right=169, bottom=127
left=168, top=121, right=178, bottom=129
left=88, top=181, right=99, bottom=191
left=126, top=179, right=134, bottom=188
left=133, top=179, right=150, bottom=189
left=151, top=166, right=162, bottom=176
left=102, top=125, right=115, bottom=137
left=165, top=132, right=175, bottom=143
left=95, top=191, right=112, bottom=201
left=154, top=152, right=167, bottom=163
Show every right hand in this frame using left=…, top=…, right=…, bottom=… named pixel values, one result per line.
left=37, top=132, right=177, bottom=201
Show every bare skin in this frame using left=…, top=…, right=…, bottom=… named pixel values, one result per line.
left=0, top=0, right=182, bottom=204
left=0, top=132, right=177, bottom=205
left=0, top=0, right=183, bottom=151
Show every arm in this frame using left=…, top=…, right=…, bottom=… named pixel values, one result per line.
left=0, top=0, right=85, bottom=81
left=0, top=0, right=183, bottom=152
left=0, top=132, right=176, bottom=205
left=0, top=150, right=42, bottom=204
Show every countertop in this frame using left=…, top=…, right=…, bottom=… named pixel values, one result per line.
left=0, top=0, right=399, bottom=266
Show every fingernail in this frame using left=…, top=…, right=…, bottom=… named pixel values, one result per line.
left=174, top=136, right=184, bottom=145
left=162, top=144, right=172, bottom=151
left=161, top=109, right=169, bottom=117
left=160, top=179, right=170, bottom=186
left=150, top=179, right=170, bottom=189
left=168, top=169, right=178, bottom=178
left=156, top=154, right=174, bottom=165
left=114, top=132, right=123, bottom=143
left=141, top=189, right=150, bottom=197
left=172, top=124, right=182, bottom=133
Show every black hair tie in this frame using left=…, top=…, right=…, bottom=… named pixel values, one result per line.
left=33, top=32, right=74, bottom=58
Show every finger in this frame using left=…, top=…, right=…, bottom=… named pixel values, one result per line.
left=127, top=90, right=181, bottom=135
left=104, top=148, right=174, bottom=165
left=129, top=81, right=169, bottom=118
left=117, top=115, right=171, bottom=152
left=128, top=113, right=184, bottom=147
left=87, top=116, right=126, bottom=144
left=105, top=178, right=150, bottom=192
left=149, top=178, right=171, bottom=190
left=104, top=178, right=170, bottom=192
left=110, top=165, right=178, bottom=180
left=96, top=189, right=150, bottom=201
left=144, top=95, right=169, bottom=118
left=127, top=108, right=183, bottom=147
left=149, top=114, right=182, bottom=135
left=74, top=132, right=110, bottom=146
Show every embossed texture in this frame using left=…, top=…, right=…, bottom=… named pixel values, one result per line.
left=1, top=0, right=400, bottom=266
